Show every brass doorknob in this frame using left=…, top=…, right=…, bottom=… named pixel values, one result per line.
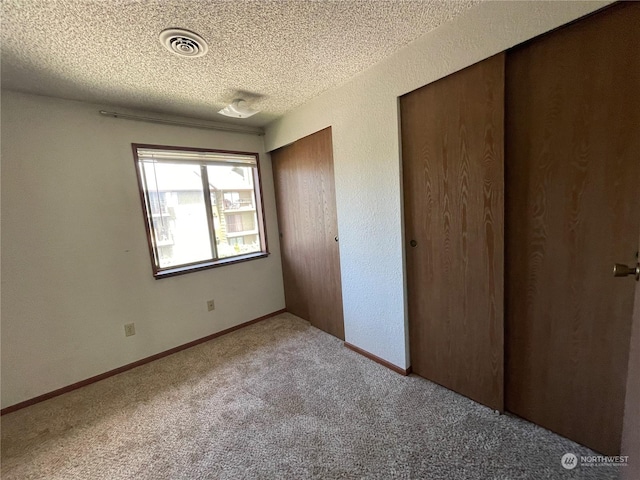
left=613, top=263, right=639, bottom=280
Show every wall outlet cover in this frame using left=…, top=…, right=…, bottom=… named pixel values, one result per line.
left=124, top=323, right=136, bottom=337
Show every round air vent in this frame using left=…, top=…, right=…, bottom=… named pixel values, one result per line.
left=159, top=28, right=208, bottom=58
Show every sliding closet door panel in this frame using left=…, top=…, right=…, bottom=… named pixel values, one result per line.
left=303, top=129, right=344, bottom=340
left=401, top=53, right=505, bottom=411
left=505, top=3, right=640, bottom=455
left=272, top=128, right=345, bottom=340
left=271, top=143, right=310, bottom=321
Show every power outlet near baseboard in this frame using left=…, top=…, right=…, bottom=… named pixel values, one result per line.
left=207, top=299, right=215, bottom=311
left=124, top=323, right=136, bottom=337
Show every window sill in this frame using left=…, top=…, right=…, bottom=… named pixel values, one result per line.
left=154, top=252, right=269, bottom=279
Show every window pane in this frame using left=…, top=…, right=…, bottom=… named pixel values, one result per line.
left=207, top=165, right=261, bottom=259
left=134, top=145, right=268, bottom=278
left=143, top=162, right=212, bottom=268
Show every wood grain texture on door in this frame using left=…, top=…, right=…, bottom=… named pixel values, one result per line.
left=505, top=3, right=640, bottom=455
left=271, top=127, right=345, bottom=340
left=271, top=142, right=310, bottom=321
left=401, top=53, right=505, bottom=411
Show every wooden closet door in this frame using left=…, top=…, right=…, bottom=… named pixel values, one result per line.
left=271, top=142, right=310, bottom=321
left=401, top=53, right=505, bottom=411
left=271, top=127, right=345, bottom=340
left=505, top=3, right=640, bottom=455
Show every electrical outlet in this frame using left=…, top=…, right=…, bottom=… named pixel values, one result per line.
left=207, top=299, right=215, bottom=311
left=124, top=323, right=136, bottom=337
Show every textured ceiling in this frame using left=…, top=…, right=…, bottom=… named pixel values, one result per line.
left=1, top=0, right=479, bottom=127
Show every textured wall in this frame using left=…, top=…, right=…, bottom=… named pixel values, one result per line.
left=264, top=1, right=610, bottom=369
left=0, top=91, right=285, bottom=408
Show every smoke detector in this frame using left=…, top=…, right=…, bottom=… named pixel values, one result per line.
left=159, top=28, right=208, bottom=58
left=218, top=99, right=259, bottom=119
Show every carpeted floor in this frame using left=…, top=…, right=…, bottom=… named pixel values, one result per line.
left=1, top=313, right=619, bottom=479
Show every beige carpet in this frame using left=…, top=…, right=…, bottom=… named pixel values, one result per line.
left=1, top=313, right=618, bottom=479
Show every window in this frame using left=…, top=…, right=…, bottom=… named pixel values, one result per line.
left=225, top=214, right=244, bottom=233
left=133, top=144, right=268, bottom=278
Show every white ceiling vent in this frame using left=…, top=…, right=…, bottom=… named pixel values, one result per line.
left=159, top=28, right=208, bottom=58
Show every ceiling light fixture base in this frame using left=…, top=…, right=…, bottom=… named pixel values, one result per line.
left=218, top=99, right=259, bottom=119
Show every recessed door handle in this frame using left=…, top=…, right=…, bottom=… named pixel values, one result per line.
left=613, top=263, right=639, bottom=280
left=410, top=240, right=417, bottom=247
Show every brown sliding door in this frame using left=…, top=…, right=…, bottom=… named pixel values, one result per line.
left=401, top=53, right=505, bottom=411
left=271, top=127, right=345, bottom=340
left=505, top=3, right=640, bottom=455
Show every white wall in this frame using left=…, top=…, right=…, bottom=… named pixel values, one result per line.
left=0, top=91, right=285, bottom=408
left=265, top=1, right=610, bottom=369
